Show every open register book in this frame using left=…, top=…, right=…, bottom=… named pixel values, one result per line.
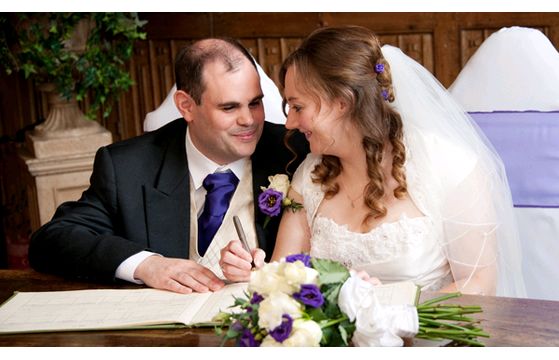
left=0, top=282, right=247, bottom=334
left=0, top=280, right=419, bottom=334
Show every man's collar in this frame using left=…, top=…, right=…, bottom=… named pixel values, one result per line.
left=185, top=127, right=247, bottom=190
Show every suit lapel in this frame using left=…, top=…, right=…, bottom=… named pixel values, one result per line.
left=144, top=125, right=190, bottom=258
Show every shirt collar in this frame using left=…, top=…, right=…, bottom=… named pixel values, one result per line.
left=185, top=127, right=247, bottom=190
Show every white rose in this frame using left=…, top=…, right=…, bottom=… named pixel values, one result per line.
left=282, top=319, right=322, bottom=347
left=249, top=262, right=293, bottom=296
left=258, top=291, right=302, bottom=330
left=280, top=261, right=319, bottom=289
left=267, top=174, right=290, bottom=195
left=260, top=335, right=282, bottom=347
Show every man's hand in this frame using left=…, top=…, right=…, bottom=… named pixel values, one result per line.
left=219, top=240, right=266, bottom=282
left=134, top=256, right=225, bottom=294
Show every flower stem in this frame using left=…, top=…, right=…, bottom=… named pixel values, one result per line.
left=417, top=292, right=462, bottom=307
left=320, top=316, right=348, bottom=328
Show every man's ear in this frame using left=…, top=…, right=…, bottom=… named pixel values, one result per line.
left=174, top=90, right=196, bottom=123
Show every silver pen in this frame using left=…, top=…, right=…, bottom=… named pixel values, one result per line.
left=233, top=215, right=255, bottom=268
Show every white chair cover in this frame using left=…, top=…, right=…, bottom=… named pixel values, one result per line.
left=449, top=26, right=559, bottom=111
left=449, top=26, right=559, bottom=301
left=143, top=62, right=286, bottom=132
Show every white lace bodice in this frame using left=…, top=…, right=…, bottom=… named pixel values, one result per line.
left=291, top=153, right=451, bottom=291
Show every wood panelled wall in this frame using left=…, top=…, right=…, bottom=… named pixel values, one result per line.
left=1, top=12, right=558, bottom=268
left=1, top=12, right=559, bottom=142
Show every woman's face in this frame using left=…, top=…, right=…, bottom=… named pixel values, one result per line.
left=283, top=67, right=346, bottom=155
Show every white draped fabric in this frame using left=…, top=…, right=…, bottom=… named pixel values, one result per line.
left=449, top=26, right=559, bottom=301
left=449, top=27, right=559, bottom=111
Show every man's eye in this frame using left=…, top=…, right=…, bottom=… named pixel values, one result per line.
left=293, top=106, right=302, bottom=113
left=222, top=106, right=235, bottom=112
left=249, top=100, right=262, bottom=108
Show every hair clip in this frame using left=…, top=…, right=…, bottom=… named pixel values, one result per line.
left=375, top=63, right=385, bottom=74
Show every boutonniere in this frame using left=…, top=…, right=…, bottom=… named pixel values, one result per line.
left=258, top=174, right=303, bottom=228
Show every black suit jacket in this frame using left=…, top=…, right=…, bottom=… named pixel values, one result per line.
left=28, top=119, right=308, bottom=282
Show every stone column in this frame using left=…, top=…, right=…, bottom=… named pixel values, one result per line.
left=18, top=89, right=112, bottom=230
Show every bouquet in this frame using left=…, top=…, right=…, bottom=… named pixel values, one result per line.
left=216, top=254, right=489, bottom=347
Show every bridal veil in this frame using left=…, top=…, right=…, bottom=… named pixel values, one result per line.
left=381, top=45, right=526, bottom=298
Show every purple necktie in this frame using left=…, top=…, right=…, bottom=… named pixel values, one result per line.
left=197, top=171, right=239, bottom=256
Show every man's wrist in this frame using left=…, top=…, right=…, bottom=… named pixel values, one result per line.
left=115, top=251, right=161, bottom=284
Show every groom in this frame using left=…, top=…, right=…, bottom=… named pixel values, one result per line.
left=28, top=37, right=308, bottom=294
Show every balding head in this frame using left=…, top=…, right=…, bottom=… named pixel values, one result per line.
left=174, top=37, right=257, bottom=104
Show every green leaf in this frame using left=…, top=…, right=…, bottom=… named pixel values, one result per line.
left=339, top=324, right=349, bottom=345
left=0, top=13, right=147, bottom=119
left=311, top=257, right=350, bottom=285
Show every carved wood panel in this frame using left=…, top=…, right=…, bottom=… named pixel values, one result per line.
left=149, top=40, right=175, bottom=107
left=379, top=33, right=434, bottom=73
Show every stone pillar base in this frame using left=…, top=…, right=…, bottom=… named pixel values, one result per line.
left=25, top=123, right=112, bottom=159
left=19, top=128, right=112, bottom=229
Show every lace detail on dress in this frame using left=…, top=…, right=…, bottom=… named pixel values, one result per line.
left=310, top=214, right=433, bottom=270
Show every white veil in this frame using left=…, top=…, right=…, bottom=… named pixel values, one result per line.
left=381, top=45, right=526, bottom=298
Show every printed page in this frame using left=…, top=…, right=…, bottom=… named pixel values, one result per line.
left=0, top=288, right=211, bottom=334
left=189, top=282, right=248, bottom=324
left=373, top=281, right=419, bottom=306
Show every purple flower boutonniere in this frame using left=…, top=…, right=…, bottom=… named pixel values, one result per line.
left=258, top=174, right=303, bottom=228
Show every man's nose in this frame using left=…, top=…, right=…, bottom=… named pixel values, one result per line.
left=237, top=107, right=255, bottom=126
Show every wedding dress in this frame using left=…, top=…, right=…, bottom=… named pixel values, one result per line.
left=292, top=153, right=452, bottom=291
left=290, top=45, right=526, bottom=297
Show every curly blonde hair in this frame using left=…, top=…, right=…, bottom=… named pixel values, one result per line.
left=279, top=25, right=407, bottom=224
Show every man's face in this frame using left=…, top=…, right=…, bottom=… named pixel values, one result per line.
left=188, top=58, right=265, bottom=165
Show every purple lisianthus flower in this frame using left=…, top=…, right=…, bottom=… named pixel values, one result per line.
left=258, top=188, right=283, bottom=217
left=239, top=328, right=260, bottom=347
left=293, top=284, right=324, bottom=308
left=269, top=314, right=293, bottom=343
left=285, top=254, right=311, bottom=268
left=250, top=292, right=264, bottom=304
left=231, top=320, right=244, bottom=332
left=375, top=63, right=385, bottom=73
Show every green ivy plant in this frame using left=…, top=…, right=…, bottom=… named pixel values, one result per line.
left=0, top=13, right=147, bottom=119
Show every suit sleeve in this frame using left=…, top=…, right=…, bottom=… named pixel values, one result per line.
left=28, top=146, right=146, bottom=282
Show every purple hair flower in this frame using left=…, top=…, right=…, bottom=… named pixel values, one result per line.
left=258, top=188, right=283, bottom=217
left=375, top=63, right=385, bottom=73
left=381, top=89, right=389, bottom=100
left=269, top=314, right=293, bottom=343
left=285, top=254, right=312, bottom=267
left=239, top=328, right=260, bottom=347
left=293, top=284, right=325, bottom=308
left=250, top=292, right=264, bottom=304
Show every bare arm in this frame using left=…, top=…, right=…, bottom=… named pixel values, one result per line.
left=271, top=188, right=311, bottom=261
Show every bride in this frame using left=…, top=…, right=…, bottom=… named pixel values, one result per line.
left=220, top=25, right=526, bottom=297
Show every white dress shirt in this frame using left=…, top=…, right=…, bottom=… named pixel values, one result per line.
left=115, top=127, right=247, bottom=283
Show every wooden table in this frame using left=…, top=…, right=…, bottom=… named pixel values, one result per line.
left=1, top=270, right=559, bottom=346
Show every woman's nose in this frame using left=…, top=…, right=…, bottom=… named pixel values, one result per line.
left=285, top=112, right=298, bottom=130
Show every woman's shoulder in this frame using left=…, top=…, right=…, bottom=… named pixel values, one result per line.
left=296, top=153, right=322, bottom=175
